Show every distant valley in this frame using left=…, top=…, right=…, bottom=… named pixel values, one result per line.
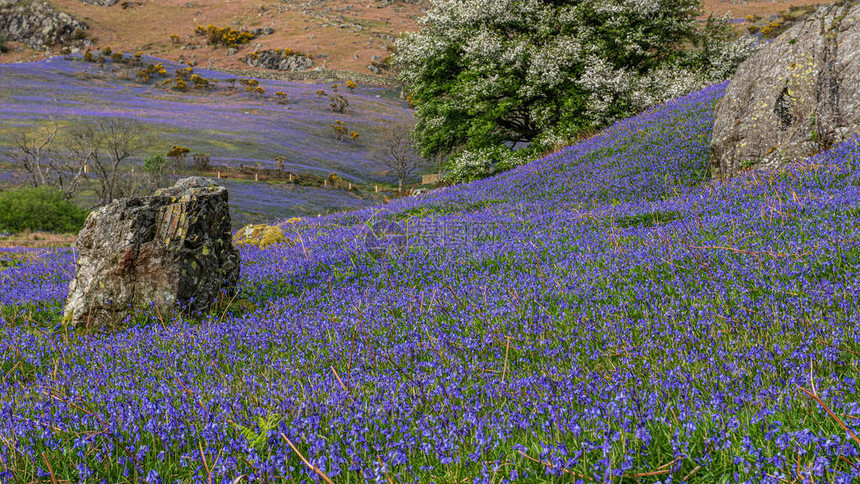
left=0, top=54, right=418, bottom=225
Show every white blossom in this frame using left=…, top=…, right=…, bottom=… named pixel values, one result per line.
left=396, top=0, right=758, bottom=160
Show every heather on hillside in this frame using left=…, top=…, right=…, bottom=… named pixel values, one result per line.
left=0, top=55, right=417, bottom=223
left=3, top=83, right=860, bottom=482
left=0, top=56, right=412, bottom=179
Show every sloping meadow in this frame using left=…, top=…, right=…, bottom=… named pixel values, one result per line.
left=0, top=56, right=411, bottom=181
left=0, top=56, right=408, bottom=223
left=3, top=82, right=860, bottom=482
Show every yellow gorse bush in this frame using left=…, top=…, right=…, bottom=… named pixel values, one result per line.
left=190, top=74, right=211, bottom=89
left=195, top=24, right=256, bottom=47
left=167, top=146, right=190, bottom=158
left=136, top=62, right=168, bottom=82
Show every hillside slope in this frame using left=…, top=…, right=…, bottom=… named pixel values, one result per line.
left=3, top=81, right=860, bottom=481
left=0, top=0, right=837, bottom=74
left=0, top=55, right=417, bottom=223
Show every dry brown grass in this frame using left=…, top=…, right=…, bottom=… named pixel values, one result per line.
left=0, top=231, right=76, bottom=248
left=1, top=0, right=424, bottom=73
left=0, top=0, right=837, bottom=72
left=702, top=0, right=833, bottom=18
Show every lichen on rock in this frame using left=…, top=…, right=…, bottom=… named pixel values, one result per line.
left=233, top=224, right=288, bottom=249
left=711, top=2, right=860, bottom=179
left=63, top=177, right=240, bottom=330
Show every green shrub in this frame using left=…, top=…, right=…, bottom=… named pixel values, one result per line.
left=0, top=187, right=89, bottom=234
left=0, top=34, right=7, bottom=54
left=143, top=155, right=168, bottom=173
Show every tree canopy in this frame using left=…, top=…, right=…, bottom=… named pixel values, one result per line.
left=395, top=0, right=755, bottom=166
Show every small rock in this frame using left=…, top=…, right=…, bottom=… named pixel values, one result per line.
left=79, top=0, right=122, bottom=5
left=242, top=49, right=313, bottom=71
left=233, top=224, right=287, bottom=249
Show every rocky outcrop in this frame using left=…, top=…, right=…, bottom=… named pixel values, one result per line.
left=367, top=55, right=389, bottom=74
left=0, top=0, right=88, bottom=50
left=243, top=49, right=313, bottom=71
left=711, top=2, right=860, bottom=179
left=78, top=0, right=121, bottom=5
left=251, top=27, right=275, bottom=36
left=63, top=177, right=240, bottom=330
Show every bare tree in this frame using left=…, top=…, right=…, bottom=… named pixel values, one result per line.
left=67, top=119, right=146, bottom=205
left=374, top=123, right=427, bottom=193
left=13, top=120, right=88, bottom=199
left=47, top=150, right=89, bottom=200
left=14, top=122, right=59, bottom=188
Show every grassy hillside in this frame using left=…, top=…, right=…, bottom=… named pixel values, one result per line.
left=0, top=55, right=417, bottom=224
left=0, top=0, right=837, bottom=73
left=2, top=81, right=860, bottom=481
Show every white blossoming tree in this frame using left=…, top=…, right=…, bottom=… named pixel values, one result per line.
left=395, top=0, right=756, bottom=180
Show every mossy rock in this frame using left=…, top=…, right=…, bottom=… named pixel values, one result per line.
left=233, top=224, right=288, bottom=249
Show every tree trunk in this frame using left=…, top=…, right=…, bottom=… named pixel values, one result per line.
left=35, top=157, right=46, bottom=187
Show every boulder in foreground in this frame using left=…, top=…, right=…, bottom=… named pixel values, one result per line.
left=711, top=2, right=860, bottom=179
left=63, top=177, right=240, bottom=330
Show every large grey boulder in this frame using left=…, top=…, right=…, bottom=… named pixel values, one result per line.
left=711, top=2, right=860, bottom=180
left=63, top=177, right=240, bottom=330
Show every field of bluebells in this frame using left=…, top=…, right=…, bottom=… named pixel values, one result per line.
left=3, top=82, right=860, bottom=483
left=0, top=56, right=412, bottom=221
left=217, top=178, right=376, bottom=227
